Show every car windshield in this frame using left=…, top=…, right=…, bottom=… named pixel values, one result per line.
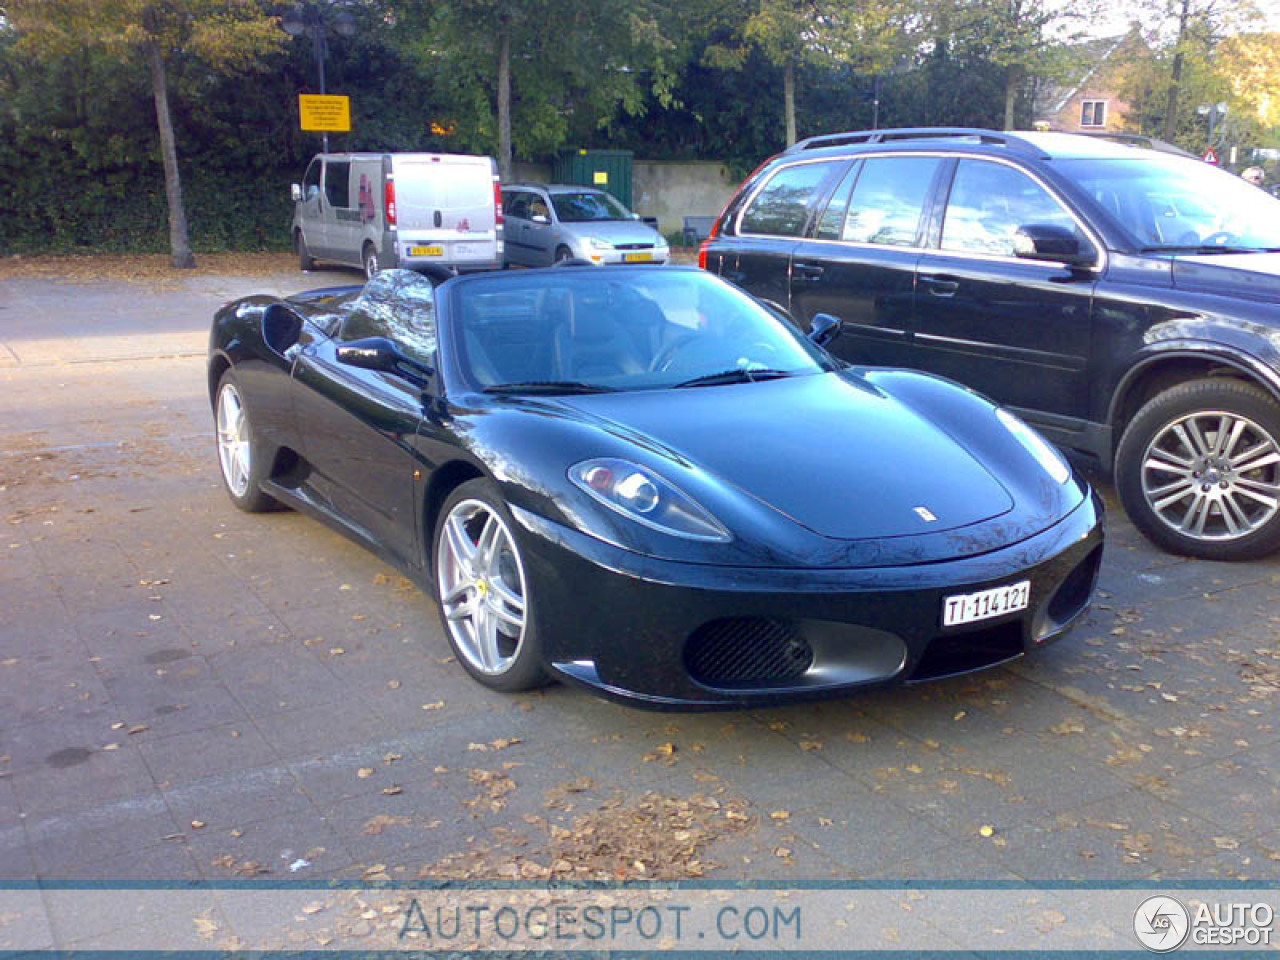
left=550, top=191, right=633, bottom=222
left=1056, top=154, right=1280, bottom=251
left=449, top=269, right=833, bottom=393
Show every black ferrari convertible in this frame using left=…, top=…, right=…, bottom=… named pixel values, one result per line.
left=208, top=265, right=1103, bottom=708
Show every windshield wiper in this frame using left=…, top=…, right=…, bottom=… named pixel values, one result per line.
left=483, top=380, right=617, bottom=395
left=1140, top=244, right=1270, bottom=255
left=674, top=368, right=792, bottom=389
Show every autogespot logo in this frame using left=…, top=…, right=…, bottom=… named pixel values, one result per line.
left=1134, top=895, right=1191, bottom=953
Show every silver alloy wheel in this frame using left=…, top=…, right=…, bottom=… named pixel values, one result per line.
left=1141, top=409, right=1280, bottom=540
left=364, top=247, right=379, bottom=280
left=436, top=499, right=528, bottom=675
left=215, top=382, right=251, bottom=498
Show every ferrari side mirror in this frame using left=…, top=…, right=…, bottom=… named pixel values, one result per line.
left=337, top=337, right=433, bottom=384
left=808, top=313, right=843, bottom=346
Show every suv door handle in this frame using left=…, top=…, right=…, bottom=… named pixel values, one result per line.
left=793, top=262, right=824, bottom=281
left=920, top=275, right=960, bottom=297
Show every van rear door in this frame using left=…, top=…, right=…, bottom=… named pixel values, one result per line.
left=392, top=154, right=500, bottom=270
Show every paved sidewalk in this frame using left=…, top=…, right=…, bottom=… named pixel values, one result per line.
left=2, top=270, right=1278, bottom=907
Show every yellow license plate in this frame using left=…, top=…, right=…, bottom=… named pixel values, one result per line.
left=623, top=252, right=653, bottom=263
left=409, top=245, right=443, bottom=257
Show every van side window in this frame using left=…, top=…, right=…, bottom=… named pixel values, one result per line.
left=324, top=160, right=352, bottom=208
left=303, top=159, right=321, bottom=201
left=739, top=161, right=842, bottom=237
left=941, top=159, right=1078, bottom=257
left=840, top=157, right=941, bottom=247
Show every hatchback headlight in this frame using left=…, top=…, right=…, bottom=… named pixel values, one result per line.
left=570, top=458, right=730, bottom=541
left=997, top=408, right=1070, bottom=484
left=587, top=237, right=615, bottom=250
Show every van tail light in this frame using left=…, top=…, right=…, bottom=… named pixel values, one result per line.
left=493, top=179, right=503, bottom=225
left=385, top=180, right=397, bottom=226
left=696, top=214, right=722, bottom=270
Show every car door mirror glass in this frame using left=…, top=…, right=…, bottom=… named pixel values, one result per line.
left=1014, top=224, right=1096, bottom=267
left=809, top=312, right=843, bottom=346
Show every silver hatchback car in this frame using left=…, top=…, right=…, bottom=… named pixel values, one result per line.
left=502, top=183, right=669, bottom=267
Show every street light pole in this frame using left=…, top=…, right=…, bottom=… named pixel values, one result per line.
left=281, top=1, right=357, bottom=154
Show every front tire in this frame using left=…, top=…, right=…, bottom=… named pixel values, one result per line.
left=1115, top=378, right=1280, bottom=560
left=214, top=372, right=278, bottom=513
left=554, top=245, right=573, bottom=265
left=431, top=479, right=548, bottom=692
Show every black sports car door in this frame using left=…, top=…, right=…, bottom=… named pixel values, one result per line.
left=291, top=338, right=425, bottom=569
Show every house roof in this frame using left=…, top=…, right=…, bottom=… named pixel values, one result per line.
left=1032, top=32, right=1134, bottom=119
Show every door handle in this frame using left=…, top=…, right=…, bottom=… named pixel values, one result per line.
left=921, top=275, right=960, bottom=297
left=793, top=262, right=824, bottom=281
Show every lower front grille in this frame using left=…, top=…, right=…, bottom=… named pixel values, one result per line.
left=614, top=243, right=653, bottom=251
left=910, top=621, right=1024, bottom=682
left=685, top=618, right=814, bottom=688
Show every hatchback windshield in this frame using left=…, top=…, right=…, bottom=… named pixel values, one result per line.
left=450, top=270, right=833, bottom=393
left=550, top=191, right=633, bottom=222
left=1057, top=154, right=1280, bottom=251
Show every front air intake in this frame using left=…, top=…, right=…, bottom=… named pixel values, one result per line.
left=685, top=618, right=813, bottom=688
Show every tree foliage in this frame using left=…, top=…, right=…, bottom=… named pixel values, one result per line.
left=1, top=0, right=1277, bottom=256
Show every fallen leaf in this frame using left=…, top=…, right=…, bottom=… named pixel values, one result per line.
left=357, top=767, right=374, bottom=779
left=423, top=701, right=445, bottom=711
left=382, top=785, right=404, bottom=796
left=979, top=825, right=995, bottom=838
left=770, top=810, right=791, bottom=821
left=190, top=820, right=206, bottom=830
left=799, top=740, right=823, bottom=752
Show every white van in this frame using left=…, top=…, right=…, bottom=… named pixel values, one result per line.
left=291, top=153, right=503, bottom=278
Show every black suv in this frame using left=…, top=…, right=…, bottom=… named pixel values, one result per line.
left=701, top=128, right=1280, bottom=561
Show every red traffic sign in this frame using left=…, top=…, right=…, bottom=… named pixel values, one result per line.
left=1203, top=147, right=1220, bottom=165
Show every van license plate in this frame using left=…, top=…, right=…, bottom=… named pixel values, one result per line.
left=942, top=581, right=1030, bottom=627
left=409, top=245, right=443, bottom=257
left=623, top=252, right=652, bottom=263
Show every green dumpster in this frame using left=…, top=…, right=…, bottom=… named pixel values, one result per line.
left=553, top=149, right=634, bottom=210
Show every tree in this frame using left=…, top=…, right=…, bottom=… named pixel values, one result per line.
left=925, top=0, right=1096, bottom=131
left=7, top=0, right=281, bottom=267
left=407, top=0, right=677, bottom=179
left=1126, top=0, right=1263, bottom=141
left=706, top=0, right=915, bottom=147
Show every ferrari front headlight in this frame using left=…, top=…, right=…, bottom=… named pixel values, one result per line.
left=570, top=458, right=730, bottom=541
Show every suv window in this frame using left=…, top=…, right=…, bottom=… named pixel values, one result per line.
left=739, top=161, right=843, bottom=237
left=828, top=156, right=942, bottom=246
left=324, top=160, right=351, bottom=208
left=941, top=159, right=1077, bottom=257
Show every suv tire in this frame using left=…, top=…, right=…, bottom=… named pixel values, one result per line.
left=1116, top=378, right=1280, bottom=561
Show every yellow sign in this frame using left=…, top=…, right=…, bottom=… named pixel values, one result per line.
left=593, top=171, right=608, bottom=185
left=299, top=94, right=351, bottom=132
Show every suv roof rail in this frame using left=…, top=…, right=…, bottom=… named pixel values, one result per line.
left=1069, top=131, right=1197, bottom=158
left=785, top=127, right=1047, bottom=158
